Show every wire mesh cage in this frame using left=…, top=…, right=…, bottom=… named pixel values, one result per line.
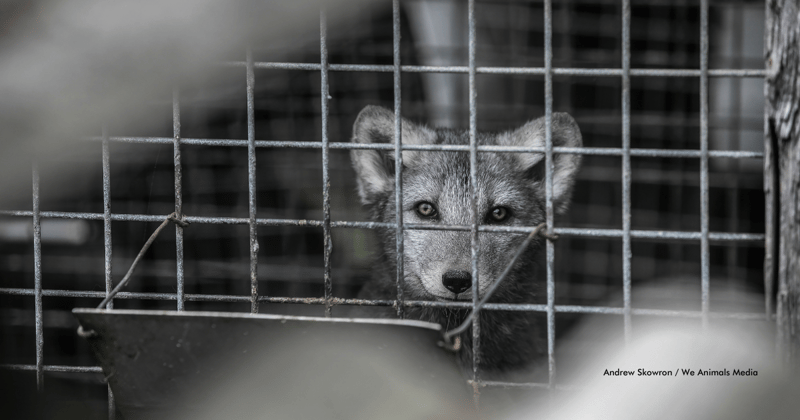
left=0, top=0, right=770, bottom=418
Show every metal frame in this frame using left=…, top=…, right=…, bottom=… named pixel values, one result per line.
left=0, top=0, right=769, bottom=414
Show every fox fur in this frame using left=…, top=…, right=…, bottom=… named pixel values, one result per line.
left=350, top=105, right=582, bottom=373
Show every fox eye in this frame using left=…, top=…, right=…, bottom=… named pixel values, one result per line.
left=415, top=202, right=437, bottom=218
left=489, top=206, right=510, bottom=222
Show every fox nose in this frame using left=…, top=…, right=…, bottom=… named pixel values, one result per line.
left=442, top=270, right=472, bottom=295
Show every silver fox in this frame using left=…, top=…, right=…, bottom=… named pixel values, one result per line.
left=350, top=105, right=582, bottom=373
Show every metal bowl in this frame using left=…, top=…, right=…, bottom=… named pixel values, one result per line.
left=73, top=308, right=473, bottom=420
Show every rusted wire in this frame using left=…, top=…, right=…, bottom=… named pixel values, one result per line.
left=78, top=212, right=189, bottom=337
left=94, top=212, right=188, bottom=311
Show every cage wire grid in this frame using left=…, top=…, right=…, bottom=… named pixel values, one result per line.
left=0, top=0, right=769, bottom=415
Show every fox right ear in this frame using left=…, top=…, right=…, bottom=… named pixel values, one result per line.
left=503, top=112, right=583, bottom=214
left=350, top=105, right=435, bottom=204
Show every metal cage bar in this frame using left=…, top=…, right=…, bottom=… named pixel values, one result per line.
left=77, top=137, right=769, bottom=158
left=1, top=364, right=104, bottom=373
left=247, top=47, right=260, bottom=314
left=700, top=0, right=711, bottom=328
left=0, top=286, right=770, bottom=319
left=621, top=0, right=633, bottom=343
left=32, top=163, right=44, bottom=390
left=0, top=208, right=765, bottom=241
left=173, top=88, right=185, bottom=311
left=101, top=125, right=116, bottom=419
left=320, top=11, right=334, bottom=317
left=467, top=0, right=483, bottom=401
left=726, top=2, right=744, bottom=283
left=392, top=0, right=406, bottom=320
left=544, top=0, right=557, bottom=390
left=224, top=61, right=768, bottom=78
left=102, top=126, right=113, bottom=311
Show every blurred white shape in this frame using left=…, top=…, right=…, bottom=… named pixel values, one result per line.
left=508, top=284, right=795, bottom=420
left=405, top=0, right=466, bottom=128
left=0, top=0, right=374, bottom=207
left=0, top=219, right=90, bottom=244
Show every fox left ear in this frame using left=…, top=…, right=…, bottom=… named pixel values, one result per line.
left=502, top=112, right=583, bottom=214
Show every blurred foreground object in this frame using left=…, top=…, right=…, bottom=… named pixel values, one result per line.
left=0, top=0, right=371, bottom=207
left=510, top=282, right=796, bottom=420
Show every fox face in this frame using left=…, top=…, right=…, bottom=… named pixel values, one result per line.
left=351, top=105, right=582, bottom=302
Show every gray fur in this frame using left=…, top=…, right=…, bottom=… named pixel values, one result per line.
left=350, top=105, right=582, bottom=373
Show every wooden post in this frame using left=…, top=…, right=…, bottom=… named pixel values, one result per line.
left=765, top=0, right=800, bottom=362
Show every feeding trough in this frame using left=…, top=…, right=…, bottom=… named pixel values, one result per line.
left=74, top=308, right=472, bottom=420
